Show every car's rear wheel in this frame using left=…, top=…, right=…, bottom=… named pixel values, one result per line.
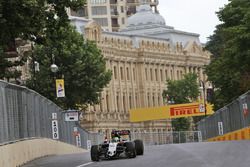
left=134, top=139, right=144, bottom=155
left=126, top=142, right=136, bottom=158
left=91, top=145, right=100, bottom=161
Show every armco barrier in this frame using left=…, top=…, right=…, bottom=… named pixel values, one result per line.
left=198, top=91, right=250, bottom=141
left=0, top=80, right=103, bottom=149
left=0, top=138, right=86, bottom=167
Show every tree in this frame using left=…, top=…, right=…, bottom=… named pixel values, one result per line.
left=26, top=25, right=112, bottom=109
left=162, top=73, right=199, bottom=131
left=0, top=0, right=85, bottom=81
left=205, top=0, right=250, bottom=110
left=0, top=0, right=112, bottom=109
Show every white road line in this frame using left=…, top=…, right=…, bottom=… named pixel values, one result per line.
left=76, top=162, right=93, bottom=167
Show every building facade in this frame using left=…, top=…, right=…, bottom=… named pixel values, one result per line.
left=70, top=4, right=211, bottom=135
left=67, top=0, right=158, bottom=32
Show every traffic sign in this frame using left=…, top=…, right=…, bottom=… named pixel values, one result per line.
left=52, top=113, right=57, bottom=120
left=52, top=120, right=59, bottom=140
left=65, top=111, right=79, bottom=121
left=76, top=134, right=81, bottom=147
left=218, top=122, right=224, bottom=136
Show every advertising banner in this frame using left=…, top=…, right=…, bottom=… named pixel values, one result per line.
left=129, top=102, right=214, bottom=122
left=56, top=79, right=65, bottom=98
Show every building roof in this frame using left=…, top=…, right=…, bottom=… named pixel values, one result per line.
left=70, top=4, right=201, bottom=46
left=127, top=4, right=165, bottom=27
left=119, top=4, right=201, bottom=46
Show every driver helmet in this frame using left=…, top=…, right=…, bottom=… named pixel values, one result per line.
left=113, top=137, right=119, bottom=142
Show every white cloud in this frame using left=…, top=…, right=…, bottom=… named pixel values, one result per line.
left=158, top=0, right=228, bottom=43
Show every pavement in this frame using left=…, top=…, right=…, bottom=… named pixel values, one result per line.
left=21, top=140, right=250, bottom=167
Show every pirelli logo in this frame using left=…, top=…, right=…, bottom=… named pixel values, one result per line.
left=170, top=105, right=203, bottom=116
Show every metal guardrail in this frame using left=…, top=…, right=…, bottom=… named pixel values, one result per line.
left=0, top=80, right=102, bottom=149
left=198, top=91, right=250, bottom=140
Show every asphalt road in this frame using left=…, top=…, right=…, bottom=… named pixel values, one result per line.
left=22, top=141, right=250, bottom=167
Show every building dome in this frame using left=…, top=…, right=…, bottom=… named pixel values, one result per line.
left=127, top=4, right=166, bottom=26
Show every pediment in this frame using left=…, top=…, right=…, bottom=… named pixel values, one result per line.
left=184, top=41, right=203, bottom=54
left=85, top=21, right=101, bottom=31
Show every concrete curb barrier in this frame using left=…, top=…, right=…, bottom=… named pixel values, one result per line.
left=207, top=127, right=250, bottom=142
left=0, top=138, right=87, bottom=167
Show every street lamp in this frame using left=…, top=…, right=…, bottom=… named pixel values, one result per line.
left=199, top=80, right=207, bottom=116
left=50, top=63, right=58, bottom=73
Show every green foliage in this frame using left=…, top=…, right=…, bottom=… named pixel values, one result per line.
left=162, top=73, right=199, bottom=131
left=0, top=0, right=111, bottom=109
left=0, top=0, right=85, bottom=80
left=205, top=0, right=250, bottom=110
left=26, top=25, right=112, bottom=109
left=162, top=73, right=199, bottom=104
left=172, top=118, right=190, bottom=132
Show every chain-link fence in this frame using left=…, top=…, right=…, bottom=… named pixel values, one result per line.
left=198, top=91, right=250, bottom=140
left=0, top=80, right=102, bottom=149
left=131, top=131, right=202, bottom=145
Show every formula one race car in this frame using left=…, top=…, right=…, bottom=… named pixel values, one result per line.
left=90, top=130, right=144, bottom=161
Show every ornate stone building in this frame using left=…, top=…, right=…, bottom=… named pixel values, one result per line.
left=70, top=4, right=211, bottom=135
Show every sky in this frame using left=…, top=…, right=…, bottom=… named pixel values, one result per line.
left=158, top=0, right=229, bottom=43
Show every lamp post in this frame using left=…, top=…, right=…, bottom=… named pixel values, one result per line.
left=199, top=80, right=207, bottom=116
left=50, top=54, right=58, bottom=98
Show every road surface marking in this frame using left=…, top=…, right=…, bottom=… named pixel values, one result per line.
left=76, top=162, right=93, bottom=167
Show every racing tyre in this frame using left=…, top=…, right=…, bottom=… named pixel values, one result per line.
left=126, top=142, right=136, bottom=158
left=134, top=139, right=144, bottom=155
left=91, top=145, right=100, bottom=161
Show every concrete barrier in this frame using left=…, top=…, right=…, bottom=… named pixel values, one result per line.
left=0, top=138, right=87, bottom=167
left=207, top=127, right=250, bottom=142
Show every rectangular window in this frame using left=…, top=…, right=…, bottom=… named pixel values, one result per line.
left=133, top=68, right=136, bottom=80
left=147, top=93, right=150, bottom=107
left=121, top=6, right=124, bottom=13
left=145, top=68, right=148, bottom=80
left=116, top=95, right=119, bottom=112
left=120, top=67, right=123, bottom=80
left=160, top=69, right=163, bottom=81
left=106, top=94, right=109, bottom=111
left=150, top=68, right=153, bottom=81
left=122, top=18, right=125, bottom=24
left=155, top=69, right=158, bottom=81
left=91, top=6, right=107, bottom=15
left=123, top=95, right=126, bottom=112
left=126, top=67, right=129, bottom=80
left=165, top=69, right=168, bottom=80
left=93, top=18, right=108, bottom=26
left=91, top=0, right=107, bottom=4
left=129, top=95, right=132, bottom=109
left=114, top=66, right=117, bottom=79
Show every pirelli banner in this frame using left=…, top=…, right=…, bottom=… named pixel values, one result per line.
left=129, top=102, right=214, bottom=122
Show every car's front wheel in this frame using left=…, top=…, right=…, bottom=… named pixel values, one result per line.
left=125, top=142, right=136, bottom=158
left=134, top=139, right=144, bottom=155
left=90, top=145, right=100, bottom=161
